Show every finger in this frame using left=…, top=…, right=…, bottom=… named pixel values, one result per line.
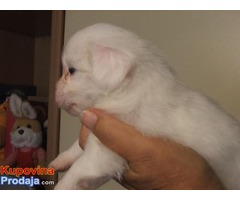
left=79, top=125, right=90, bottom=149
left=81, top=109, right=154, bottom=160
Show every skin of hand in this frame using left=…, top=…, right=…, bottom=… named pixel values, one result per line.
left=79, top=108, right=224, bottom=190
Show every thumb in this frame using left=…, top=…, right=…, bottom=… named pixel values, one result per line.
left=81, top=109, right=147, bottom=160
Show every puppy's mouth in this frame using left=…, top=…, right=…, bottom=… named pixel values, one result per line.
left=55, top=96, right=81, bottom=116
left=65, top=103, right=82, bottom=116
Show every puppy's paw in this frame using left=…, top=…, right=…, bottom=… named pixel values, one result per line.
left=54, top=180, right=80, bottom=190
left=54, top=176, right=88, bottom=190
left=54, top=176, right=111, bottom=190
left=48, top=160, right=65, bottom=172
left=48, top=152, right=73, bottom=172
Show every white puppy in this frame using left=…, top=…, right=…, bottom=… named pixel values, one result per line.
left=50, top=23, right=240, bottom=189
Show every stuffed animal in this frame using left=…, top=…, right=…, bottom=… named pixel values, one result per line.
left=1, top=94, right=46, bottom=168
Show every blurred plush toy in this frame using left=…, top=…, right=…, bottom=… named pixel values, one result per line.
left=0, top=100, right=8, bottom=147
left=1, top=94, right=46, bottom=168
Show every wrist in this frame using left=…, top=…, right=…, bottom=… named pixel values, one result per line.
left=164, top=164, right=225, bottom=190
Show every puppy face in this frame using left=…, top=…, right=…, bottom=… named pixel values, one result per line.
left=55, top=23, right=139, bottom=116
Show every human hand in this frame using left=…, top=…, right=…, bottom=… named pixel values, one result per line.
left=79, top=108, right=224, bottom=190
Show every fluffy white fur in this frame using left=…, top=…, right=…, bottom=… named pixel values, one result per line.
left=50, top=23, right=240, bottom=189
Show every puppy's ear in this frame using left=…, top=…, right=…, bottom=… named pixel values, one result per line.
left=91, top=45, right=133, bottom=90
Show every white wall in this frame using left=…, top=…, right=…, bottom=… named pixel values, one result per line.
left=59, top=11, right=240, bottom=189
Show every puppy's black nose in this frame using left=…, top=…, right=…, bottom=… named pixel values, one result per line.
left=18, top=129, right=24, bottom=135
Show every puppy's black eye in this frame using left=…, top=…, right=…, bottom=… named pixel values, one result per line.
left=68, top=67, right=76, bottom=75
left=27, top=124, right=32, bottom=129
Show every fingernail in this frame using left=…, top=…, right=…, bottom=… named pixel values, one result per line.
left=81, top=110, right=98, bottom=130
